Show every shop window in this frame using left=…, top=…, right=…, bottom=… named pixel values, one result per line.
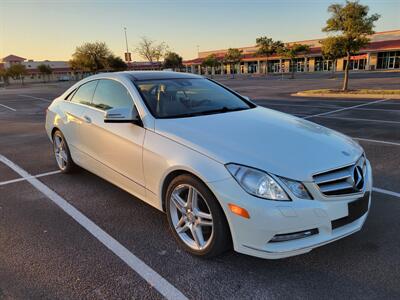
left=377, top=51, right=400, bottom=69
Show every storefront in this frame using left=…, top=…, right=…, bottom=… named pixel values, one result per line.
left=377, top=51, right=400, bottom=69
left=183, top=30, right=400, bottom=75
left=314, top=57, right=334, bottom=71
left=342, top=54, right=367, bottom=70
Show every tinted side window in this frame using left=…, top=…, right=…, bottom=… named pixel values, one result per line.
left=92, top=79, right=133, bottom=111
left=71, top=80, right=98, bottom=105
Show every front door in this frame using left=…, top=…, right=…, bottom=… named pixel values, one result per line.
left=352, top=60, right=360, bottom=70
left=81, top=79, right=146, bottom=196
left=273, top=63, right=280, bottom=73
left=62, top=80, right=98, bottom=154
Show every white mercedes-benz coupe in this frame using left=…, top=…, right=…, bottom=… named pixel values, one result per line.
left=45, top=71, right=372, bottom=259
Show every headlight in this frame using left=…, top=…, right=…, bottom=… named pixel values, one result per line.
left=279, top=177, right=312, bottom=200
left=226, top=164, right=290, bottom=201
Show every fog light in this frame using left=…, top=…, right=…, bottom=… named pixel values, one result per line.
left=270, top=228, right=318, bottom=242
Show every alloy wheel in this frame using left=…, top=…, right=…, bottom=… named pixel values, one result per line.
left=169, top=184, right=214, bottom=250
left=53, top=134, right=68, bottom=171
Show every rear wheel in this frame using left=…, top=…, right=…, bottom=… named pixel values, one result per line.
left=52, top=130, right=76, bottom=173
left=166, top=174, right=231, bottom=258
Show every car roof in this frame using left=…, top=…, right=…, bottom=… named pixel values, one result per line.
left=120, top=71, right=202, bottom=81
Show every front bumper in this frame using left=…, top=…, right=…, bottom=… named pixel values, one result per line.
left=208, top=160, right=372, bottom=259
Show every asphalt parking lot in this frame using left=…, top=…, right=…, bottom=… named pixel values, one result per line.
left=1, top=72, right=400, bottom=299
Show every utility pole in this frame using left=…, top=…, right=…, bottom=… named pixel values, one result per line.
left=196, top=45, right=200, bottom=57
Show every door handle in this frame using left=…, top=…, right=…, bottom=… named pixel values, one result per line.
left=83, top=115, right=92, bottom=123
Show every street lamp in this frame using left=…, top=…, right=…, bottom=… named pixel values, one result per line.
left=124, top=27, right=132, bottom=63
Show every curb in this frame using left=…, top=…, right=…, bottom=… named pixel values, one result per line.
left=292, top=92, right=400, bottom=99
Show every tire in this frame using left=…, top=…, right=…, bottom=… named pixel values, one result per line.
left=165, top=174, right=231, bottom=258
left=52, top=130, right=77, bottom=173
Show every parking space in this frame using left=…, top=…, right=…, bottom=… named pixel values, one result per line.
left=0, top=180, right=163, bottom=300
left=1, top=76, right=400, bottom=299
left=0, top=162, right=20, bottom=183
left=255, top=98, right=400, bottom=144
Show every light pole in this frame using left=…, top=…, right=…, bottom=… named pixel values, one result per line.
left=124, top=27, right=129, bottom=54
left=124, top=27, right=131, bottom=63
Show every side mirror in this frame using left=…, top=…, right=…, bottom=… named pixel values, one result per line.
left=104, top=106, right=141, bottom=125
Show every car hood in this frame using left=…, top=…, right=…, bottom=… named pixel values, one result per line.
left=155, top=107, right=363, bottom=181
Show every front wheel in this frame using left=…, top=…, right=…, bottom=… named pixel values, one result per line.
left=166, top=174, right=231, bottom=258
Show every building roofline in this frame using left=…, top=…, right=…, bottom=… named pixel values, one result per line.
left=184, top=38, right=400, bottom=65
left=2, top=54, right=27, bottom=62
left=198, top=29, right=400, bottom=56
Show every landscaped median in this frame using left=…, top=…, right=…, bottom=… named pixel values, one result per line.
left=293, top=89, right=400, bottom=99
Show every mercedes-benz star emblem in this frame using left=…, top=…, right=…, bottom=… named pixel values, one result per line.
left=352, top=165, right=364, bottom=191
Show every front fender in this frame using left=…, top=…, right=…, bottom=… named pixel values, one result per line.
left=143, top=130, right=231, bottom=209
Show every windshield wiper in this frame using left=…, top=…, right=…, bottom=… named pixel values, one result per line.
left=161, top=106, right=249, bottom=119
left=192, top=106, right=248, bottom=116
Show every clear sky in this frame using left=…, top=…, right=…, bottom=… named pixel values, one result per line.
left=1, top=0, right=399, bottom=61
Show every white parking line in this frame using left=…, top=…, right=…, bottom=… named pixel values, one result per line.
left=264, top=102, right=400, bottom=113
left=275, top=114, right=400, bottom=146
left=310, top=115, right=400, bottom=125
left=353, top=137, right=400, bottom=147
left=304, top=98, right=389, bottom=119
left=0, top=103, right=16, bottom=111
left=18, top=94, right=52, bottom=102
left=373, top=187, right=400, bottom=198
left=0, top=170, right=61, bottom=186
left=0, top=155, right=188, bottom=300
left=295, top=113, right=400, bottom=125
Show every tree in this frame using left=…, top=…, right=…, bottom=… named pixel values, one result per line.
left=37, top=64, right=53, bottom=82
left=201, top=54, right=220, bottom=77
left=69, top=42, right=112, bottom=73
left=7, top=64, right=27, bottom=85
left=323, top=1, right=380, bottom=91
left=0, top=69, right=9, bottom=85
left=163, top=52, right=183, bottom=70
left=321, top=36, right=347, bottom=77
left=136, top=37, right=169, bottom=68
left=255, top=37, right=284, bottom=75
left=107, top=55, right=128, bottom=71
left=279, top=43, right=310, bottom=79
left=223, top=48, right=242, bottom=78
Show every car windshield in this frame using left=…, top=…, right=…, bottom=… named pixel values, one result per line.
left=135, top=78, right=253, bottom=118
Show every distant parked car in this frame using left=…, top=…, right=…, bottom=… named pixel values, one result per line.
left=58, top=76, right=70, bottom=81
left=45, top=71, right=372, bottom=259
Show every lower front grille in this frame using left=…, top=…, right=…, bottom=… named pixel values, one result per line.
left=331, top=192, right=370, bottom=230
